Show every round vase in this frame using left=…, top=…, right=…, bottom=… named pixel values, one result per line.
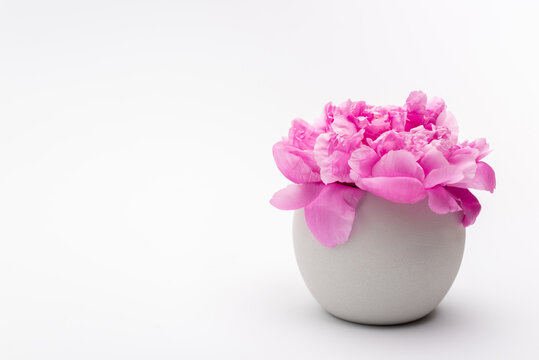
left=293, top=193, right=465, bottom=325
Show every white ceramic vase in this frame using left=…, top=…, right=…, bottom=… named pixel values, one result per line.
left=293, top=193, right=465, bottom=325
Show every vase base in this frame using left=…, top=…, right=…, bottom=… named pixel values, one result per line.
left=324, top=307, right=436, bottom=326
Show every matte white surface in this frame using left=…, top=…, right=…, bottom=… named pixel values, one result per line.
left=1, top=0, right=538, bottom=359
left=293, top=194, right=465, bottom=325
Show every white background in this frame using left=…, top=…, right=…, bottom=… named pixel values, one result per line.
left=1, top=0, right=538, bottom=359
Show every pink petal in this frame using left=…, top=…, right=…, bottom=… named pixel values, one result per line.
left=452, top=161, right=496, bottom=193
left=356, top=177, right=427, bottom=203
left=304, top=184, right=365, bottom=248
left=313, top=133, right=355, bottom=184
left=315, top=102, right=336, bottom=129
left=273, top=141, right=321, bottom=184
left=388, top=107, right=406, bottom=132
left=364, top=113, right=391, bottom=139
left=420, top=147, right=451, bottom=174
left=348, top=146, right=380, bottom=181
left=445, top=187, right=481, bottom=226
left=405, top=91, right=427, bottom=129
left=420, top=147, right=464, bottom=188
left=373, top=130, right=406, bottom=156
left=270, top=183, right=324, bottom=210
left=470, top=161, right=496, bottom=192
left=424, top=165, right=464, bottom=188
left=449, top=148, right=478, bottom=179
left=463, top=138, right=491, bottom=161
left=331, top=114, right=357, bottom=136
left=436, top=109, right=459, bottom=143
left=425, top=96, right=446, bottom=124
left=427, top=186, right=461, bottom=214
left=371, top=150, right=425, bottom=181
left=287, top=118, right=321, bottom=149
left=406, top=91, right=427, bottom=114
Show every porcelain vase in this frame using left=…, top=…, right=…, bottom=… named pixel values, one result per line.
left=293, top=193, right=465, bottom=325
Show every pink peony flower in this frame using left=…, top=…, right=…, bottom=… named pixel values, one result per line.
left=271, top=91, right=496, bottom=247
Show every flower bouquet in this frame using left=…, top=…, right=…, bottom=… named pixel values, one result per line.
left=271, top=91, right=495, bottom=324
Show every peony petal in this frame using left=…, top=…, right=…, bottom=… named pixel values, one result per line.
left=452, top=161, right=496, bottom=193
left=304, top=184, right=365, bottom=248
left=436, top=109, right=459, bottom=143
left=406, top=91, right=427, bottom=114
left=348, top=146, right=380, bottom=181
left=463, top=138, right=491, bottom=161
left=364, top=112, right=391, bottom=139
left=425, top=96, right=446, bottom=124
left=424, top=165, right=464, bottom=188
left=420, top=147, right=464, bottom=188
left=427, top=186, right=461, bottom=214
left=449, top=148, right=478, bottom=179
left=288, top=118, right=321, bottom=149
left=373, top=130, right=406, bottom=156
left=356, top=177, right=427, bottom=203
left=273, top=141, right=321, bottom=184
left=270, top=183, right=324, bottom=210
left=405, top=91, right=427, bottom=129
left=313, top=133, right=358, bottom=184
left=420, top=147, right=451, bottom=174
left=470, top=161, right=496, bottom=192
left=316, top=102, right=336, bottom=129
left=445, top=187, right=481, bottom=226
left=331, top=114, right=357, bottom=136
left=388, top=107, right=407, bottom=132
left=371, top=150, right=425, bottom=181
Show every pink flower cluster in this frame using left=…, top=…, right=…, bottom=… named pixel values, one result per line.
left=271, top=91, right=496, bottom=248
